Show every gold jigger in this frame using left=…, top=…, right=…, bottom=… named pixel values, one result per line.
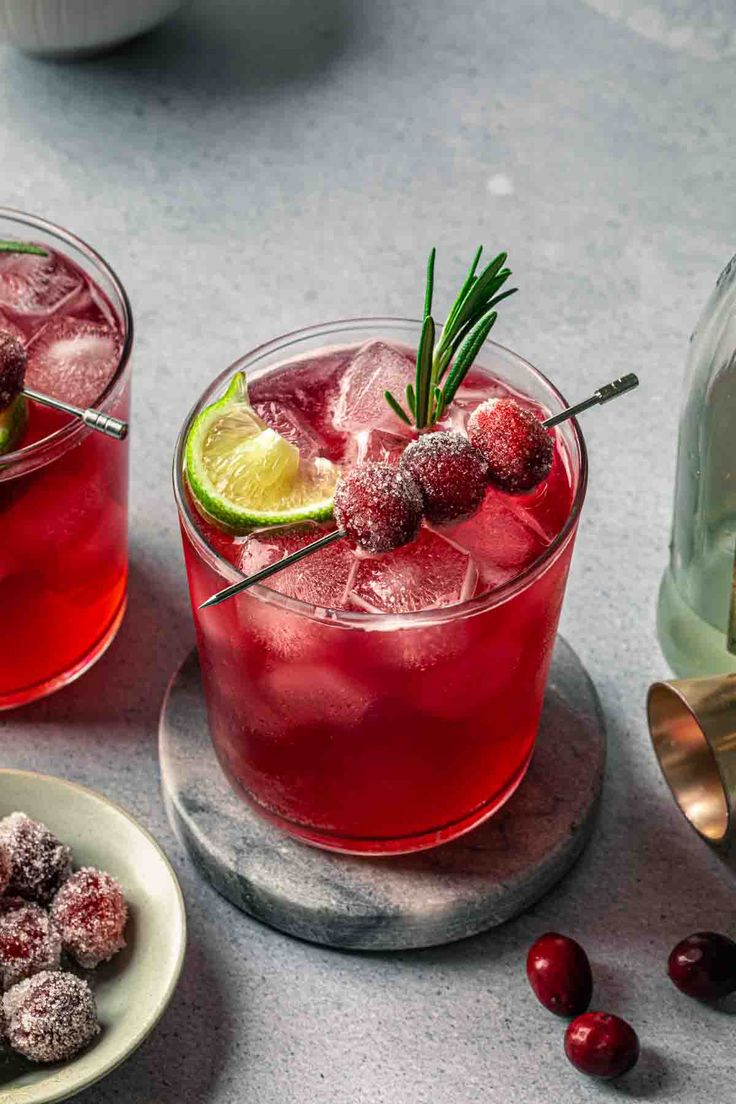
left=648, top=676, right=736, bottom=845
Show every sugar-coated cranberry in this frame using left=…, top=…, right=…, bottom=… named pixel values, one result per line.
left=468, top=398, right=553, bottom=493
left=0, top=812, right=72, bottom=905
left=333, top=461, right=423, bottom=554
left=0, top=331, right=26, bottom=411
left=526, top=932, right=593, bottom=1017
left=51, top=867, right=128, bottom=969
left=565, top=1012, right=639, bottom=1080
left=668, top=931, right=736, bottom=1002
left=398, top=431, right=489, bottom=525
left=2, top=970, right=99, bottom=1063
left=0, top=901, right=62, bottom=991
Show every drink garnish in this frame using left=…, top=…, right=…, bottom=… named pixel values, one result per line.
left=333, top=461, right=423, bottom=553
left=0, top=241, right=48, bottom=257
left=0, top=328, right=127, bottom=454
left=0, top=331, right=28, bottom=455
left=199, top=374, right=639, bottom=609
left=186, top=371, right=340, bottom=530
left=468, top=399, right=554, bottom=493
left=384, top=246, right=517, bottom=429
left=399, top=431, right=489, bottom=524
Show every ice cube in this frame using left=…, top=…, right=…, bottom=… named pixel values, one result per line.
left=333, top=340, right=416, bottom=434
left=238, top=522, right=356, bottom=609
left=354, top=427, right=409, bottom=465
left=0, top=250, right=83, bottom=317
left=254, top=400, right=322, bottom=460
left=262, top=662, right=370, bottom=729
left=25, top=317, right=122, bottom=407
left=250, top=350, right=350, bottom=462
left=444, top=486, right=554, bottom=589
left=349, top=528, right=477, bottom=614
left=0, top=311, right=28, bottom=345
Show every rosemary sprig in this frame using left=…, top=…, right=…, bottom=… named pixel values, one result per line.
left=385, top=246, right=517, bottom=428
left=0, top=241, right=47, bottom=256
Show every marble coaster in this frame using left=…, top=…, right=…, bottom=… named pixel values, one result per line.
left=159, top=637, right=605, bottom=950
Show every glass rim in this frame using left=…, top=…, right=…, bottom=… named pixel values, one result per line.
left=173, top=316, right=589, bottom=627
left=0, top=206, right=134, bottom=468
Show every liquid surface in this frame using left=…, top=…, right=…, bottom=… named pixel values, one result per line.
left=189, top=339, right=575, bottom=613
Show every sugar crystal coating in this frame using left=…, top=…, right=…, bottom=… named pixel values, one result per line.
left=0, top=330, right=26, bottom=411
left=399, top=431, right=489, bottom=525
left=468, top=398, right=554, bottom=493
left=3, top=970, right=99, bottom=1063
left=51, top=868, right=128, bottom=969
left=333, top=461, right=423, bottom=554
left=0, top=901, right=62, bottom=991
left=0, top=841, right=11, bottom=896
left=0, top=813, right=72, bottom=905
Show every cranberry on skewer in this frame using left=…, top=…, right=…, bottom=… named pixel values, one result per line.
left=399, top=431, right=489, bottom=525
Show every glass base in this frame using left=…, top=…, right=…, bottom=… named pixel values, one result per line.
left=223, top=750, right=534, bottom=856
left=657, top=568, right=736, bottom=678
left=0, top=595, right=127, bottom=711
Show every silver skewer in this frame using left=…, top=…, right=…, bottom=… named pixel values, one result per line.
left=23, top=387, right=128, bottom=441
left=200, top=528, right=346, bottom=609
left=200, top=373, right=640, bottom=610
left=543, top=373, right=639, bottom=429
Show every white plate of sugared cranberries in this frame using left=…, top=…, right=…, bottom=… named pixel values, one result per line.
left=0, top=769, right=186, bottom=1103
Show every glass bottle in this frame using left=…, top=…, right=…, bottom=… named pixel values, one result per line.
left=658, top=254, right=736, bottom=676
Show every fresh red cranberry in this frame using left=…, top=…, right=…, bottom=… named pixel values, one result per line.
left=0, top=331, right=26, bottom=411
left=565, top=1012, right=639, bottom=1080
left=668, top=932, right=736, bottom=1002
left=333, top=462, right=423, bottom=554
left=468, top=398, right=553, bottom=493
left=526, top=932, right=593, bottom=1017
left=399, top=431, right=489, bottom=525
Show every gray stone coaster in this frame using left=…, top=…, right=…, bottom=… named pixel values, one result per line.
left=159, top=637, right=605, bottom=950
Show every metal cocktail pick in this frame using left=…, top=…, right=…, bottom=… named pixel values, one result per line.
left=200, top=373, right=639, bottom=610
left=23, top=387, right=128, bottom=441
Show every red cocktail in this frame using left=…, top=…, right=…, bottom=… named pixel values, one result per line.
left=0, top=211, right=132, bottom=710
left=175, top=320, right=586, bottom=854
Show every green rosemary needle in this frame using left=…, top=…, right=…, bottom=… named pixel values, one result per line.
left=0, top=240, right=47, bottom=256
left=384, top=246, right=517, bottom=428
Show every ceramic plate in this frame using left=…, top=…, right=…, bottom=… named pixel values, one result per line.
left=0, top=769, right=186, bottom=1103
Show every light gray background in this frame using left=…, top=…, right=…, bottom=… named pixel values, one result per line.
left=2, top=0, right=735, bottom=1099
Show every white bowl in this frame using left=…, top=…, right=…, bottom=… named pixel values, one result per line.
left=0, top=0, right=183, bottom=58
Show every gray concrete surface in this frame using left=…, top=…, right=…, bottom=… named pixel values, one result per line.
left=1, top=0, right=735, bottom=1099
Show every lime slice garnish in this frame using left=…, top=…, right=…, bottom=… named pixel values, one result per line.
left=186, top=372, right=339, bottom=531
left=0, top=395, right=28, bottom=457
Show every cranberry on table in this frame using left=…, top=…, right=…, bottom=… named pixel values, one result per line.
left=399, top=431, right=489, bottom=525
left=2, top=970, right=99, bottom=1063
left=334, top=461, right=424, bottom=554
left=51, top=867, right=128, bottom=969
left=565, top=1011, right=639, bottom=1080
left=668, top=931, right=736, bottom=1002
left=468, top=398, right=553, bottom=494
left=526, top=932, right=593, bottom=1017
left=0, top=812, right=72, bottom=905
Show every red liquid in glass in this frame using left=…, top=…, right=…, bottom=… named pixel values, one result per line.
left=0, top=247, right=128, bottom=709
left=181, top=341, right=578, bottom=853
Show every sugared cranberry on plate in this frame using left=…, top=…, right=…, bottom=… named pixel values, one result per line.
left=2, top=970, right=100, bottom=1063
left=52, top=867, right=128, bottom=969
left=564, top=1011, right=639, bottom=1079
left=0, top=901, right=62, bottom=991
left=0, top=812, right=72, bottom=904
left=399, top=431, right=489, bottom=525
left=334, top=461, right=423, bottom=554
left=526, top=932, right=593, bottom=1017
left=668, top=931, right=736, bottom=1002
left=468, top=398, right=553, bottom=493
